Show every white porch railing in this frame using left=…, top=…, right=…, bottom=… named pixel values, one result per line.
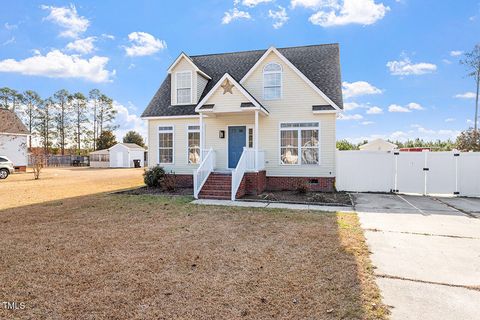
left=193, top=148, right=215, bottom=199
left=244, top=148, right=265, bottom=171
left=231, top=148, right=248, bottom=201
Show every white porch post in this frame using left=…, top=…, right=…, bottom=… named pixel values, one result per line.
left=254, top=110, right=259, bottom=170
left=199, top=112, right=204, bottom=161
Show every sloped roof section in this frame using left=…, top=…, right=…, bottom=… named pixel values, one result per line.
left=0, top=109, right=29, bottom=135
left=142, top=44, right=343, bottom=117
left=113, top=143, right=145, bottom=150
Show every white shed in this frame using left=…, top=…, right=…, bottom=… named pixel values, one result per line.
left=359, top=139, right=398, bottom=152
left=89, top=149, right=110, bottom=168
left=108, top=143, right=146, bottom=168
left=0, top=109, right=29, bottom=171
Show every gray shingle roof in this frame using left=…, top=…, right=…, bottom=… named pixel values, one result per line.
left=0, top=109, right=29, bottom=134
left=142, top=44, right=343, bottom=117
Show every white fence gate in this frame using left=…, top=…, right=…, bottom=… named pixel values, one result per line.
left=336, top=150, right=480, bottom=197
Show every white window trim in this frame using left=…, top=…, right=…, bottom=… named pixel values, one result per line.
left=278, top=121, right=321, bottom=166
left=158, top=124, right=174, bottom=165
left=175, top=71, right=193, bottom=105
left=263, top=63, right=282, bottom=101
left=186, top=124, right=201, bottom=165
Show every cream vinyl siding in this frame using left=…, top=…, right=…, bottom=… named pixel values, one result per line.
left=197, top=74, right=209, bottom=102
left=203, top=85, right=252, bottom=113
left=241, top=51, right=336, bottom=177
left=170, top=57, right=197, bottom=105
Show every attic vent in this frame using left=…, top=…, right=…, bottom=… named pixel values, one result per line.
left=309, top=179, right=319, bottom=185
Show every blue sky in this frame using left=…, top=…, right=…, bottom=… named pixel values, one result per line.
left=0, top=0, right=479, bottom=142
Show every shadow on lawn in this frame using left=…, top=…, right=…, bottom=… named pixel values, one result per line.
left=0, top=193, right=388, bottom=319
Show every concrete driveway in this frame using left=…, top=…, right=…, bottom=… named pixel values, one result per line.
left=352, top=193, right=480, bottom=320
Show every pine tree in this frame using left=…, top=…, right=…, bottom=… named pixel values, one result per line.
left=71, top=92, right=89, bottom=154
left=23, top=90, right=42, bottom=148
left=53, top=89, right=72, bottom=155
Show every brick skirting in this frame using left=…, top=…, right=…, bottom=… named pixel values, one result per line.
left=14, top=166, right=27, bottom=172
left=266, top=176, right=335, bottom=192
left=244, top=171, right=267, bottom=195
left=165, top=173, right=193, bottom=188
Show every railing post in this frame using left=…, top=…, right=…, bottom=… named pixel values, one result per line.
left=254, top=110, right=259, bottom=171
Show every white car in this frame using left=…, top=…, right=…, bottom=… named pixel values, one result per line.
left=0, top=156, right=14, bottom=179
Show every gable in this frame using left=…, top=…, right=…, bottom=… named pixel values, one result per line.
left=0, top=109, right=29, bottom=135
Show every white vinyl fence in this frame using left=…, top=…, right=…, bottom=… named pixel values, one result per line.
left=336, top=150, right=480, bottom=197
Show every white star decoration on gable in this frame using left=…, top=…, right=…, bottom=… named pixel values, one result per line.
left=221, top=79, right=234, bottom=94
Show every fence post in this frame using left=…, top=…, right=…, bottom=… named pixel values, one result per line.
left=423, top=150, right=429, bottom=196
left=454, top=151, right=460, bottom=196
left=393, top=151, right=399, bottom=193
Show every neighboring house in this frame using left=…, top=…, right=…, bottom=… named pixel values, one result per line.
left=108, top=143, right=146, bottom=168
left=142, top=44, right=343, bottom=199
left=359, top=139, right=398, bottom=152
left=0, top=109, right=29, bottom=171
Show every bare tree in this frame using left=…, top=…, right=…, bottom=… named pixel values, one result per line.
left=71, top=92, right=89, bottom=154
left=461, top=44, right=480, bottom=131
left=89, top=89, right=101, bottom=150
left=53, top=89, right=72, bottom=155
left=22, top=90, right=42, bottom=148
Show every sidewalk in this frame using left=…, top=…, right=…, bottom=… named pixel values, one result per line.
left=192, top=199, right=354, bottom=212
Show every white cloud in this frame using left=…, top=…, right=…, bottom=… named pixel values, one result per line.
left=291, top=0, right=333, bottom=9
left=102, top=34, right=115, bottom=40
left=445, top=118, right=455, bottom=123
left=442, top=59, right=452, bottom=64
left=388, top=104, right=411, bottom=113
left=41, top=4, right=89, bottom=38
left=222, top=8, right=252, bottom=24
left=344, top=102, right=361, bottom=111
left=269, top=6, right=289, bottom=29
left=455, top=92, right=476, bottom=99
left=450, top=50, right=463, bottom=57
left=112, top=101, right=147, bottom=142
left=342, top=81, right=382, bottom=99
left=0, top=49, right=114, bottom=82
left=366, top=106, right=383, bottom=114
left=66, top=36, right=97, bottom=54
left=4, top=22, right=18, bottom=30
left=308, top=0, right=389, bottom=27
left=2, top=37, right=15, bottom=46
left=338, top=113, right=363, bottom=120
left=124, top=32, right=167, bottom=57
left=242, top=0, right=272, bottom=7
left=387, top=57, right=437, bottom=76
left=361, top=121, right=374, bottom=125
left=406, top=102, right=424, bottom=110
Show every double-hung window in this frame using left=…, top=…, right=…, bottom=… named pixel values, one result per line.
left=280, top=122, right=320, bottom=165
left=263, top=63, right=282, bottom=100
left=176, top=71, right=192, bottom=104
left=158, top=126, right=174, bottom=164
left=187, top=125, right=200, bottom=164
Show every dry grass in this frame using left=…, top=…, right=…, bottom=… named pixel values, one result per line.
left=0, top=167, right=144, bottom=210
left=0, top=168, right=388, bottom=319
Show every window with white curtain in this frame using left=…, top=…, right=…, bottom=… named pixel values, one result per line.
left=176, top=71, right=192, bottom=104
left=187, top=125, right=200, bottom=164
left=263, top=63, right=282, bottom=100
left=280, top=122, right=320, bottom=165
left=158, top=126, right=174, bottom=164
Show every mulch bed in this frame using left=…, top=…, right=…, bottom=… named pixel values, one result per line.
left=243, top=191, right=352, bottom=206
left=116, top=186, right=194, bottom=196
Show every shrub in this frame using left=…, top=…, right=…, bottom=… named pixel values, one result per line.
left=163, top=172, right=177, bottom=192
left=143, top=166, right=165, bottom=188
left=295, top=181, right=309, bottom=194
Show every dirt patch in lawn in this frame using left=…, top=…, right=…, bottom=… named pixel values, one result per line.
left=0, top=193, right=387, bottom=319
left=244, top=191, right=352, bottom=206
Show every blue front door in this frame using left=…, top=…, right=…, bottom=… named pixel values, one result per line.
left=228, top=126, right=246, bottom=168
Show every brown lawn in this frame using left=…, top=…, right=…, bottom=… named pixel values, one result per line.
left=0, top=168, right=388, bottom=319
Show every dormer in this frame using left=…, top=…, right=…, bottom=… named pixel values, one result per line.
left=167, top=52, right=211, bottom=106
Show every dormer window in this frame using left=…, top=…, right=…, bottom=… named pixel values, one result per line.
left=176, top=71, right=192, bottom=104
left=263, top=63, right=282, bottom=100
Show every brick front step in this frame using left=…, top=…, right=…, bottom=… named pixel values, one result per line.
left=198, top=173, right=232, bottom=200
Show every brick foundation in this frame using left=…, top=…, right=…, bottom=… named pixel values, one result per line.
left=166, top=174, right=193, bottom=188
left=266, top=176, right=335, bottom=192
left=14, top=166, right=27, bottom=172
left=244, top=170, right=267, bottom=195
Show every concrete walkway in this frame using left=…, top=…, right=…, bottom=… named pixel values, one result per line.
left=353, top=193, right=480, bottom=320
left=192, top=199, right=354, bottom=213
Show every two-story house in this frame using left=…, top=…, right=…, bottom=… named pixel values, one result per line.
left=142, top=44, right=343, bottom=200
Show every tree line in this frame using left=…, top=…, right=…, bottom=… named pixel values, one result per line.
left=0, top=87, right=117, bottom=155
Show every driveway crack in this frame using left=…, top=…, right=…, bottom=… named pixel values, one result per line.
left=364, top=228, right=480, bottom=240
left=376, top=273, right=480, bottom=292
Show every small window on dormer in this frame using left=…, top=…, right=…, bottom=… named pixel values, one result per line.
left=176, top=71, right=192, bottom=104
left=263, top=63, right=282, bottom=100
